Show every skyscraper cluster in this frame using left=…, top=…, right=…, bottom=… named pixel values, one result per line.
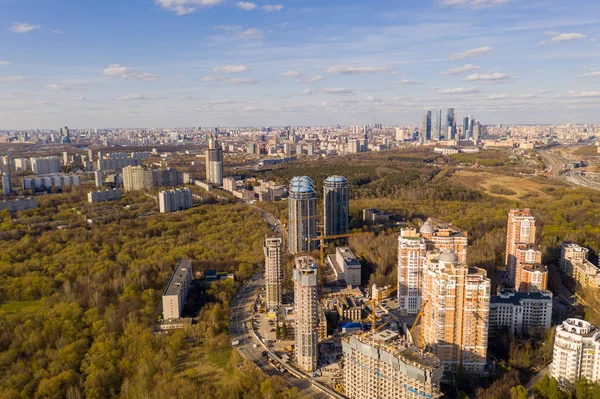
left=420, top=108, right=481, bottom=142
left=505, top=209, right=548, bottom=292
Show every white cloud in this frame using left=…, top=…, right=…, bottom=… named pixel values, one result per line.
left=118, top=94, right=156, bottom=101
left=438, top=0, right=512, bottom=8
left=280, top=71, right=301, bottom=78
left=203, top=75, right=226, bottom=82
left=571, top=91, right=600, bottom=98
left=321, top=88, right=355, bottom=95
left=227, top=77, right=259, bottom=84
left=440, top=64, right=480, bottom=75
left=262, top=4, right=283, bottom=12
left=236, top=1, right=256, bottom=10
left=214, top=25, right=241, bottom=32
left=155, top=0, right=223, bottom=15
left=464, top=72, right=517, bottom=82
left=393, top=79, right=424, bottom=85
left=487, top=94, right=509, bottom=100
left=449, top=46, right=492, bottom=61
left=540, top=32, right=587, bottom=45
left=53, top=30, right=64, bottom=35
left=440, top=87, right=481, bottom=95
left=103, top=64, right=159, bottom=81
left=304, top=75, right=325, bottom=84
left=300, top=89, right=314, bottom=95
left=0, top=61, right=10, bottom=66
left=277, top=22, right=289, bottom=28
left=581, top=71, right=600, bottom=78
left=240, top=28, right=263, bottom=39
left=0, top=76, right=26, bottom=83
left=10, top=22, right=41, bottom=33
left=326, top=65, right=392, bottom=74
left=45, top=84, right=68, bottom=90
left=67, top=96, right=86, bottom=101
left=36, top=101, right=58, bottom=107
left=212, top=65, right=249, bottom=74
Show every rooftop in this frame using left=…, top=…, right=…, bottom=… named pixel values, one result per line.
left=163, top=260, right=193, bottom=297
left=491, top=289, right=553, bottom=305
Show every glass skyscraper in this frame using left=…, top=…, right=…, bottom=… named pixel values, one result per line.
left=324, top=176, right=349, bottom=237
left=288, top=176, right=318, bottom=254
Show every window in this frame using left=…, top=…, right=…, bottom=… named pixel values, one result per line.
left=520, top=220, right=531, bottom=240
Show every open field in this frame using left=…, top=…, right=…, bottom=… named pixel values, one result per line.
left=0, top=300, right=44, bottom=314
left=450, top=170, right=560, bottom=200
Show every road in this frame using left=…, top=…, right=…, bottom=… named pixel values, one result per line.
left=539, top=150, right=600, bottom=191
left=564, top=170, right=600, bottom=190
left=229, top=272, right=327, bottom=398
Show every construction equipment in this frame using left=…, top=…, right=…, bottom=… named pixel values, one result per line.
left=308, top=230, right=371, bottom=268
left=409, top=300, right=429, bottom=348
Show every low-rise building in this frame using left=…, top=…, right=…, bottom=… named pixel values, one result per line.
left=88, top=189, right=122, bottom=203
left=363, top=208, right=390, bottom=224
left=162, top=260, right=193, bottom=320
left=335, top=247, right=361, bottom=286
left=489, top=289, right=552, bottom=335
left=22, top=174, right=81, bottom=191
left=560, top=243, right=600, bottom=289
left=0, top=198, right=38, bottom=212
left=342, top=330, right=444, bottom=399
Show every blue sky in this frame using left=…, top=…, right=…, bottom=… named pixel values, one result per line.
left=0, top=0, right=599, bottom=129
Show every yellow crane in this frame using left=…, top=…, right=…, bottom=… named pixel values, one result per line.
left=409, top=300, right=429, bottom=348
left=307, top=230, right=371, bottom=268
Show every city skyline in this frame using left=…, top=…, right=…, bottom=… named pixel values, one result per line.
left=1, top=0, right=600, bottom=128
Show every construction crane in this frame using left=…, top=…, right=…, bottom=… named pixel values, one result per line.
left=307, top=230, right=371, bottom=268
left=409, top=300, right=429, bottom=348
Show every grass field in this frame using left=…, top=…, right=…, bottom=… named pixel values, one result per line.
left=0, top=300, right=44, bottom=314
left=451, top=170, right=560, bottom=200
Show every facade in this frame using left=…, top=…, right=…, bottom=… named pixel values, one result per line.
left=489, top=289, right=552, bottom=335
left=334, top=247, right=361, bottom=286
left=398, top=228, right=427, bottom=315
left=206, top=134, right=223, bottom=185
left=96, top=157, right=141, bottom=171
left=22, top=174, right=81, bottom=191
left=421, top=111, right=432, bottom=141
left=264, top=237, right=283, bottom=310
left=432, top=109, right=442, bottom=141
left=505, top=208, right=536, bottom=287
left=31, top=157, right=62, bottom=175
left=363, top=208, right=390, bottom=224
left=422, top=251, right=490, bottom=374
left=0, top=198, right=38, bottom=212
left=446, top=108, right=456, bottom=140
left=293, top=256, right=319, bottom=373
left=550, top=318, right=600, bottom=387
left=159, top=188, right=193, bottom=213
left=342, top=330, right=444, bottom=399
left=162, top=260, right=193, bottom=320
left=420, top=218, right=468, bottom=263
left=2, top=174, right=12, bottom=196
left=122, top=166, right=181, bottom=192
left=94, top=170, right=103, bottom=188
left=88, top=189, right=122, bottom=203
left=288, top=176, right=318, bottom=254
left=560, top=243, right=600, bottom=289
left=323, top=175, right=349, bottom=237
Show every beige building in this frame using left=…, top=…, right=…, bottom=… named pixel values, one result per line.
left=550, top=318, right=600, bottom=387
left=560, top=243, right=600, bottom=289
left=293, top=256, right=319, bottom=372
left=421, top=218, right=469, bottom=263
left=422, top=251, right=490, bottom=374
left=342, top=330, right=444, bottom=399
left=123, top=166, right=181, bottom=192
left=162, top=260, right=193, bottom=320
left=264, top=237, right=283, bottom=310
left=505, top=209, right=536, bottom=287
left=513, top=243, right=548, bottom=292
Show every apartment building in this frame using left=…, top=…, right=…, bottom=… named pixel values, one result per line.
left=512, top=243, right=548, bottom=292
left=162, top=260, right=193, bottom=320
left=489, top=289, right=552, bottom=335
left=288, top=176, right=317, bottom=254
left=422, top=250, right=490, bottom=374
left=293, top=256, right=319, bottom=372
left=264, top=236, right=283, bottom=310
left=397, top=228, right=427, bottom=315
left=560, top=243, right=600, bottom=289
left=88, top=189, right=122, bottom=203
left=505, top=209, right=536, bottom=286
left=159, top=188, right=193, bottom=213
left=31, top=157, right=62, bottom=175
left=22, top=174, right=81, bottom=191
left=342, top=330, right=444, bottom=399
left=420, top=218, right=468, bottom=263
left=550, top=318, right=600, bottom=387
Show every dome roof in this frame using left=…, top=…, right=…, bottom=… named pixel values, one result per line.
left=419, top=220, right=434, bottom=234
left=439, top=250, right=459, bottom=264
left=325, top=175, right=348, bottom=183
left=289, top=176, right=316, bottom=194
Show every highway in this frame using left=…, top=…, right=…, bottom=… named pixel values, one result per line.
left=539, top=150, right=600, bottom=191
left=229, top=272, right=327, bottom=398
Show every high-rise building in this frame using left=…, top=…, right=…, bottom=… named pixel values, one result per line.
left=446, top=108, right=456, bottom=140
left=264, top=237, right=283, bottom=310
left=60, top=126, right=70, bottom=143
left=2, top=174, right=12, bottom=196
left=463, top=117, right=469, bottom=138
left=288, top=176, right=317, bottom=254
left=342, top=330, right=444, bottom=399
left=162, top=260, right=193, bottom=320
left=206, top=134, right=223, bottom=185
left=490, top=289, right=552, bottom=336
left=422, top=250, right=490, bottom=374
left=323, top=175, right=349, bottom=237
left=122, top=166, right=181, bottom=192
left=31, top=157, right=62, bottom=175
left=420, top=218, right=468, bottom=263
left=505, top=209, right=537, bottom=287
left=513, top=243, right=548, bottom=292
left=159, top=188, right=193, bottom=213
left=422, top=111, right=432, bottom=141
left=433, top=109, right=442, bottom=141
left=94, top=170, right=103, bottom=188
left=550, top=318, right=600, bottom=387
left=62, top=151, right=69, bottom=165
left=398, top=228, right=427, bottom=315
left=293, top=256, right=319, bottom=373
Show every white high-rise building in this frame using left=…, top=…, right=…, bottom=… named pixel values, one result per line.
left=398, top=228, right=427, bottom=315
left=293, top=256, right=319, bottom=373
left=162, top=260, right=193, bottom=320
left=264, top=237, right=283, bottom=310
left=159, top=188, right=193, bottom=213
left=550, top=318, right=600, bottom=387
left=342, top=330, right=444, bottom=399
left=205, top=134, right=223, bottom=185
left=489, top=289, right=552, bottom=335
